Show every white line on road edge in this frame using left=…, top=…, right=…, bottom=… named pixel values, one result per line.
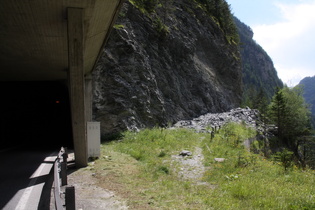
left=14, top=164, right=46, bottom=210
left=14, top=153, right=56, bottom=210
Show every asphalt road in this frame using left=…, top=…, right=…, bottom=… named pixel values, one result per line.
left=0, top=147, right=57, bottom=210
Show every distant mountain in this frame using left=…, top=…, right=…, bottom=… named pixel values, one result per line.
left=298, top=76, right=315, bottom=124
left=234, top=17, right=283, bottom=105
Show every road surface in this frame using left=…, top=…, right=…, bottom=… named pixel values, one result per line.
left=0, top=147, right=57, bottom=210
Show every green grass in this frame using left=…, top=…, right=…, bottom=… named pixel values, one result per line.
left=93, top=123, right=315, bottom=209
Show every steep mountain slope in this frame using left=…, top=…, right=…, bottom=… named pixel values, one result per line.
left=234, top=17, right=283, bottom=102
left=92, top=0, right=242, bottom=137
left=298, top=76, right=315, bottom=122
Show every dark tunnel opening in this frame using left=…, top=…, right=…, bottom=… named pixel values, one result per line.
left=0, top=81, right=73, bottom=151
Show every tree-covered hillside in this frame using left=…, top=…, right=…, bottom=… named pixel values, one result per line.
left=234, top=17, right=283, bottom=107
left=298, top=76, right=315, bottom=126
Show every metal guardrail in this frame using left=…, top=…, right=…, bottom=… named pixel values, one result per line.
left=53, top=147, right=75, bottom=210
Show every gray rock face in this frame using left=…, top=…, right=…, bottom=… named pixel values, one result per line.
left=93, top=0, right=242, bottom=137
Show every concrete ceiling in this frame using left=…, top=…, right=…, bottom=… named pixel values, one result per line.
left=0, top=0, right=124, bottom=81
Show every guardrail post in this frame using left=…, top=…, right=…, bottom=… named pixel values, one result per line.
left=65, top=186, right=76, bottom=210
left=61, top=162, right=67, bottom=186
left=62, top=147, right=68, bottom=165
left=61, top=147, right=68, bottom=186
left=54, top=147, right=76, bottom=210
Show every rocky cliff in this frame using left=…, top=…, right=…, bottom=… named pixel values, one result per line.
left=93, top=0, right=242, bottom=137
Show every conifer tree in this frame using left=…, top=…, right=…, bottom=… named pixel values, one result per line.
left=282, top=86, right=311, bottom=142
left=268, top=86, right=311, bottom=154
left=268, top=87, right=287, bottom=142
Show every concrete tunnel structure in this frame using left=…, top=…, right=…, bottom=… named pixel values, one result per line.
left=0, top=0, right=125, bottom=167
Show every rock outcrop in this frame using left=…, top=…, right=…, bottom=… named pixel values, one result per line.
left=93, top=0, right=242, bottom=137
left=173, top=107, right=276, bottom=152
left=173, top=107, right=261, bottom=132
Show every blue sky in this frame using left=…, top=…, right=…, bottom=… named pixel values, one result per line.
left=226, top=0, right=315, bottom=86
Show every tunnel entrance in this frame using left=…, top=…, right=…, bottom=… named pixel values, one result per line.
left=0, top=81, right=73, bottom=151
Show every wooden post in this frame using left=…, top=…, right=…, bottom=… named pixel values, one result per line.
left=67, top=7, right=87, bottom=167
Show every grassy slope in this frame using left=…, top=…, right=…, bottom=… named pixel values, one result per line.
left=92, top=124, right=315, bottom=209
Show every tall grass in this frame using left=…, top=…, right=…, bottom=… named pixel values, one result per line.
left=94, top=124, right=315, bottom=209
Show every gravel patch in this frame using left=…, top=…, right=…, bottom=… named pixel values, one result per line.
left=172, top=147, right=207, bottom=184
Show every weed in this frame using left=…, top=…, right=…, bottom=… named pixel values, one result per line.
left=130, top=149, right=145, bottom=161
left=157, top=166, right=169, bottom=174
left=153, top=18, right=169, bottom=36
left=158, top=150, right=166, bottom=157
left=225, top=174, right=240, bottom=181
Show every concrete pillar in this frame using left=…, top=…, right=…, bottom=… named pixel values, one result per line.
left=67, top=7, right=87, bottom=167
left=85, top=74, right=93, bottom=122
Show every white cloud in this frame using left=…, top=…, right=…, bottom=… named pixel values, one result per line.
left=252, top=1, right=315, bottom=86
left=275, top=64, right=314, bottom=87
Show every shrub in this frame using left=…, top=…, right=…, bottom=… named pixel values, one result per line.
left=113, top=24, right=125, bottom=29
left=273, top=149, right=294, bottom=171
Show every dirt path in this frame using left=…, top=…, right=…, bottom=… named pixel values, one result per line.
left=171, top=147, right=208, bottom=185
left=50, top=152, right=128, bottom=210
left=67, top=167, right=128, bottom=210
left=61, top=146, right=209, bottom=209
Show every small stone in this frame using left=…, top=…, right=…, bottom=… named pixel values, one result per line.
left=214, top=158, right=225, bottom=162
left=179, top=150, right=192, bottom=156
